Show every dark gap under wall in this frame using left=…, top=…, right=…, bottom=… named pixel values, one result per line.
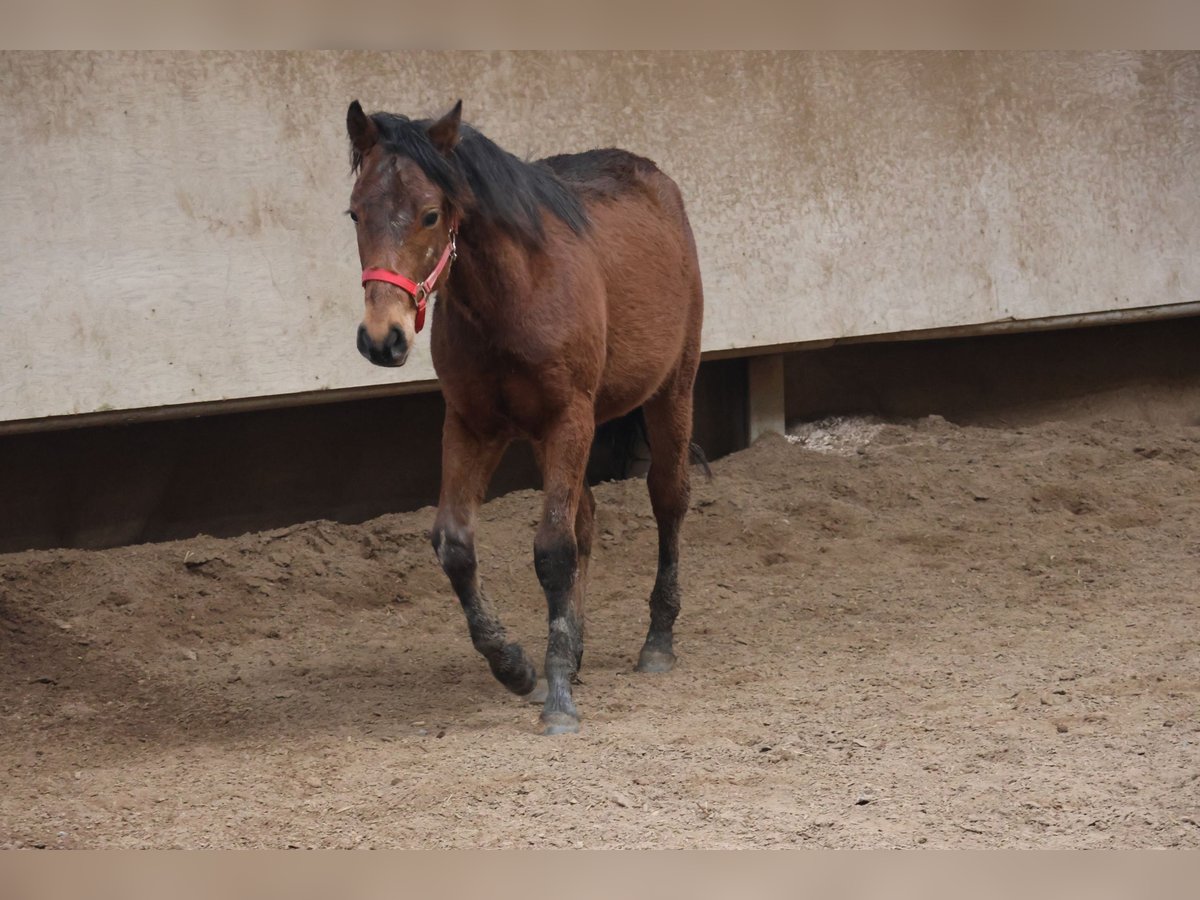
left=785, top=315, right=1200, bottom=428
left=0, top=358, right=748, bottom=553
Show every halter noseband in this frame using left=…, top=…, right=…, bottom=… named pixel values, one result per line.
left=361, top=225, right=458, bottom=333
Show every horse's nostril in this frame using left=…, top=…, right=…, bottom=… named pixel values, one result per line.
left=385, top=325, right=407, bottom=361
left=358, top=323, right=408, bottom=367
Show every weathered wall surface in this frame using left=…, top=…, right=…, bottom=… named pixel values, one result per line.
left=1, top=51, right=1197, bottom=423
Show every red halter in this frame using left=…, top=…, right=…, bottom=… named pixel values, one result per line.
left=361, top=227, right=458, bottom=333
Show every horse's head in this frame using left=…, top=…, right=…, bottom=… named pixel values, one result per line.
left=346, top=99, right=463, bottom=367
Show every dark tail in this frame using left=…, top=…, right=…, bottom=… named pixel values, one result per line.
left=688, top=441, right=714, bottom=481
left=595, top=407, right=713, bottom=481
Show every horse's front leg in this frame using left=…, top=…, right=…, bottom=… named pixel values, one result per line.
left=431, top=410, right=539, bottom=697
left=533, top=403, right=595, bottom=735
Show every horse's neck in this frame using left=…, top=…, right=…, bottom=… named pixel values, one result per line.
left=441, top=222, right=525, bottom=334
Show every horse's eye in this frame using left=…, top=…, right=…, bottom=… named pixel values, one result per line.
left=347, top=210, right=359, bottom=223
left=421, top=209, right=440, bottom=228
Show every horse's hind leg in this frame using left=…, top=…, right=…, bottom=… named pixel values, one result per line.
left=574, top=479, right=596, bottom=670
left=636, top=378, right=695, bottom=673
left=432, top=410, right=538, bottom=697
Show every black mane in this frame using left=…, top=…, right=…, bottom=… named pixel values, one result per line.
left=353, top=112, right=590, bottom=247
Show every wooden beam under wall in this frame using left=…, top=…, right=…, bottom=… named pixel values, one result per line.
left=747, top=353, right=785, bottom=442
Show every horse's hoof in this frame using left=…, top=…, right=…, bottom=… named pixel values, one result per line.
left=540, top=711, right=581, bottom=736
left=521, top=678, right=549, bottom=705
left=636, top=648, right=676, bottom=673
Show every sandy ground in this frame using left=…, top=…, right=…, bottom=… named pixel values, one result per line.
left=1, top=412, right=1198, bottom=848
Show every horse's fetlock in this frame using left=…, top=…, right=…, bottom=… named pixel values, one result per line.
left=466, top=618, right=504, bottom=655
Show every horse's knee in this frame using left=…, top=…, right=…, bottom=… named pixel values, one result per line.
left=432, top=524, right=475, bottom=587
left=534, top=533, right=578, bottom=598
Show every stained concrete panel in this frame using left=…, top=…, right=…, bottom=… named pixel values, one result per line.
left=2, top=52, right=1197, bottom=423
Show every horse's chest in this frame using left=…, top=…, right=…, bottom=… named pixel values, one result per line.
left=440, top=363, right=568, bottom=439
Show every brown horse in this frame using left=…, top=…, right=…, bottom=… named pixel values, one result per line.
left=346, top=100, right=705, bottom=734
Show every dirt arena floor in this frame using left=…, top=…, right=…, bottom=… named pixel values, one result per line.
left=2, top=410, right=1198, bottom=848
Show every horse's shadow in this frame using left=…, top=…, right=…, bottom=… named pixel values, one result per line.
left=0, top=591, right=530, bottom=756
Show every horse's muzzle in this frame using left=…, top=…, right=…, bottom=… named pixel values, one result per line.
left=357, top=323, right=409, bottom=367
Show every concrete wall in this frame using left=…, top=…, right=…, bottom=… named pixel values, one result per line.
left=2, top=51, right=1198, bottom=424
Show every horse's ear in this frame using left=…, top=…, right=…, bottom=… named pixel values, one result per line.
left=426, top=100, right=462, bottom=156
left=347, top=100, right=378, bottom=164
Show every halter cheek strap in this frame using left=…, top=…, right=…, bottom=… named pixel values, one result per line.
left=361, top=227, right=458, bottom=333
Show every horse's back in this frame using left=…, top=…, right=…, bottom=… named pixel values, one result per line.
left=541, top=148, right=661, bottom=194
left=541, top=149, right=691, bottom=233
